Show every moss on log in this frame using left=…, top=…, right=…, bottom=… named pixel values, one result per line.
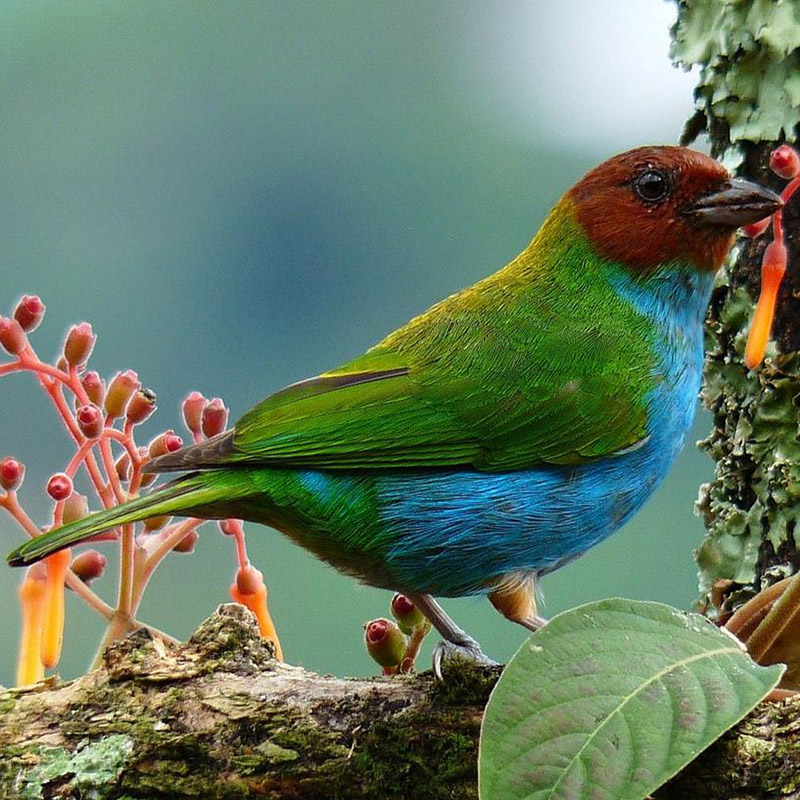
left=0, top=605, right=498, bottom=799
left=1, top=604, right=798, bottom=799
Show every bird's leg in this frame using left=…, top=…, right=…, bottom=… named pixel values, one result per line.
left=404, top=592, right=498, bottom=678
left=488, top=576, right=548, bottom=633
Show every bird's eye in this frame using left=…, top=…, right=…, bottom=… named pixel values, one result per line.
left=633, top=169, right=670, bottom=203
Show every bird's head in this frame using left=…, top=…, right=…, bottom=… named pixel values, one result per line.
left=568, top=146, right=782, bottom=274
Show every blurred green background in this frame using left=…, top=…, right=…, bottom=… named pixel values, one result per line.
left=0, top=1, right=710, bottom=684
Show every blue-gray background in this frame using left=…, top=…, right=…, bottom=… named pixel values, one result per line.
left=0, top=1, right=711, bottom=684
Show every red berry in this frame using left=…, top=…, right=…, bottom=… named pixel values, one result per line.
left=76, top=404, right=103, bottom=439
left=182, top=391, right=207, bottom=435
left=13, top=295, right=45, bottom=333
left=63, top=323, right=96, bottom=366
left=126, top=388, right=157, bottom=425
left=0, top=457, right=25, bottom=491
left=202, top=398, right=228, bottom=438
left=104, top=370, right=140, bottom=418
left=770, top=145, right=800, bottom=179
left=0, top=317, right=27, bottom=356
left=47, top=473, right=73, bottom=501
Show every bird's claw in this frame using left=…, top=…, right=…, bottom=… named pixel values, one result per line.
left=433, top=637, right=498, bottom=680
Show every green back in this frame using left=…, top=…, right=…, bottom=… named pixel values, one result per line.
left=232, top=198, right=656, bottom=472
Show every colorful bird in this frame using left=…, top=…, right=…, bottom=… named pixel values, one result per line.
left=7, top=146, right=781, bottom=670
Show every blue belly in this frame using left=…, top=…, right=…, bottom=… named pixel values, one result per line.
left=265, top=266, right=712, bottom=597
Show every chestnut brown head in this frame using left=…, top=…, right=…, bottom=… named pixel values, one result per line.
left=568, top=146, right=782, bottom=273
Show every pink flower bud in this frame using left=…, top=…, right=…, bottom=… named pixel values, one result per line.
left=364, top=618, right=407, bottom=668
left=770, top=145, right=800, bottom=179
left=63, top=323, right=96, bottom=366
left=115, top=453, right=131, bottom=482
left=218, top=518, right=240, bottom=536
left=62, top=492, right=89, bottom=524
left=70, top=550, right=107, bottom=584
left=172, top=528, right=199, bottom=553
left=148, top=430, right=183, bottom=459
left=143, top=514, right=171, bottom=531
left=0, top=457, right=25, bottom=491
left=390, top=593, right=426, bottom=634
left=126, top=388, right=157, bottom=425
left=0, top=317, right=27, bottom=356
left=13, top=295, right=45, bottom=333
left=742, top=218, right=771, bottom=238
left=202, top=398, right=228, bottom=438
left=47, top=473, right=73, bottom=501
left=104, top=370, right=140, bottom=418
left=182, top=391, right=207, bottom=435
left=80, top=371, right=105, bottom=406
left=76, top=404, right=103, bottom=439
left=235, top=564, right=264, bottom=596
left=138, top=446, right=156, bottom=487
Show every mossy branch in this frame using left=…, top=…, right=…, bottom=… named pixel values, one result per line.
left=0, top=605, right=795, bottom=799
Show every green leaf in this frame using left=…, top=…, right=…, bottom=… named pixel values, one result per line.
left=479, top=598, right=783, bottom=800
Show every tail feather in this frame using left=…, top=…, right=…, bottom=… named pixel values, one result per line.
left=6, top=471, right=250, bottom=567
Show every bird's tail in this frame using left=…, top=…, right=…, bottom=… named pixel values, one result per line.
left=6, top=471, right=253, bottom=567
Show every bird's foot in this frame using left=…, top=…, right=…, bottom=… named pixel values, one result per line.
left=432, top=636, right=498, bottom=680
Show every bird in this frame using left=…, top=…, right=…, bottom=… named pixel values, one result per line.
left=7, top=146, right=781, bottom=670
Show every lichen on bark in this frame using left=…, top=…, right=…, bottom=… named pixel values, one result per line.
left=672, top=0, right=800, bottom=616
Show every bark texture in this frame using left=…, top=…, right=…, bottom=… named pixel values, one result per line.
left=673, top=0, right=800, bottom=618
left=0, top=604, right=500, bottom=800
left=1, top=605, right=799, bottom=800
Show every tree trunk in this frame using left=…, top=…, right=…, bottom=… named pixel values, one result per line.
left=673, top=0, right=800, bottom=618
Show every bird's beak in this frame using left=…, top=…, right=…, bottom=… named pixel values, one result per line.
left=686, top=178, right=783, bottom=227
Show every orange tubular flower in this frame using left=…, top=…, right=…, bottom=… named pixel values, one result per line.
left=229, top=574, right=283, bottom=661
left=40, top=548, right=72, bottom=669
left=17, top=564, right=47, bottom=686
left=745, top=240, right=787, bottom=369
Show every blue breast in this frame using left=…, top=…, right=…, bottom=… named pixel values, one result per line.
left=370, top=266, right=714, bottom=596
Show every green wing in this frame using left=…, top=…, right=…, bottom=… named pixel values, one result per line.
left=232, top=347, right=482, bottom=468
left=231, top=292, right=654, bottom=472
left=215, top=207, right=658, bottom=474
